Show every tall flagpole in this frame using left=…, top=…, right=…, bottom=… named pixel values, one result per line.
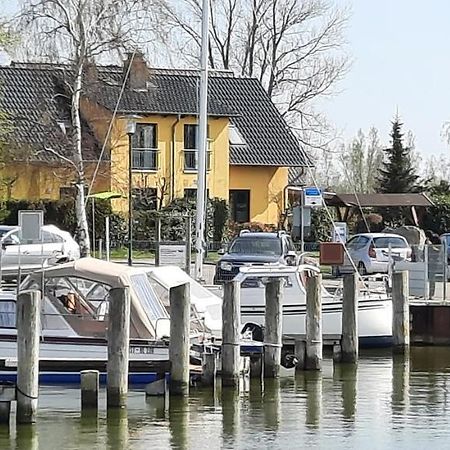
left=194, top=0, right=209, bottom=281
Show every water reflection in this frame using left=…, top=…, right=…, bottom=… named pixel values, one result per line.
left=305, top=372, right=322, bottom=428
left=333, top=364, right=357, bottom=421
left=262, top=379, right=281, bottom=432
left=168, top=396, right=189, bottom=450
left=15, top=425, right=38, bottom=450
left=391, top=352, right=410, bottom=419
left=145, top=396, right=167, bottom=420
left=222, top=386, right=240, bottom=445
left=106, top=408, right=129, bottom=450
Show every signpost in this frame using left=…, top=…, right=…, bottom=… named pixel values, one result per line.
left=300, top=188, right=323, bottom=253
left=332, top=222, right=348, bottom=244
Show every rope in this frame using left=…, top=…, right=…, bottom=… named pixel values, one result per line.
left=16, top=385, right=39, bottom=401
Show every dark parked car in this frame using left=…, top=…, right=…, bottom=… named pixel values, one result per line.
left=214, top=231, right=298, bottom=284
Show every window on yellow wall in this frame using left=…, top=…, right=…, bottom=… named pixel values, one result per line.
left=132, top=124, right=158, bottom=170
left=183, top=124, right=211, bottom=171
left=184, top=188, right=210, bottom=204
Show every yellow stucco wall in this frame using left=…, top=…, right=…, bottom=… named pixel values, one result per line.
left=109, top=115, right=230, bottom=212
left=229, top=166, right=288, bottom=224
left=2, top=162, right=110, bottom=201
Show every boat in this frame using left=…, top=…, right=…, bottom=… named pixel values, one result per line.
left=231, top=264, right=393, bottom=358
left=0, top=258, right=222, bottom=384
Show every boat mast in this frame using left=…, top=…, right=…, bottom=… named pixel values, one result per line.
left=194, top=0, right=209, bottom=281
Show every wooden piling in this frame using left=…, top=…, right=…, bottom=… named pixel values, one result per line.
left=341, top=274, right=359, bottom=363
left=169, top=283, right=190, bottom=396
left=155, top=218, right=161, bottom=267
left=17, top=290, right=41, bottom=424
left=201, top=352, right=217, bottom=386
left=305, top=274, right=322, bottom=370
left=333, top=343, right=342, bottom=363
left=184, top=216, right=192, bottom=275
left=222, top=280, right=241, bottom=387
left=392, top=271, right=410, bottom=351
left=295, top=340, right=306, bottom=372
left=107, top=287, right=131, bottom=408
left=0, top=402, right=11, bottom=425
left=81, top=370, right=99, bottom=410
left=264, top=278, right=283, bottom=378
left=249, top=355, right=263, bottom=380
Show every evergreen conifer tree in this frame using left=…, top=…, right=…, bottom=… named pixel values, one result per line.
left=376, top=118, right=420, bottom=225
left=376, top=119, right=419, bottom=193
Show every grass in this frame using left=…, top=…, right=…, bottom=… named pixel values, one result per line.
left=96, top=248, right=155, bottom=260
left=96, top=247, right=220, bottom=263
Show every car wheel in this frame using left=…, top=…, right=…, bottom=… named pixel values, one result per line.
left=357, top=262, right=367, bottom=275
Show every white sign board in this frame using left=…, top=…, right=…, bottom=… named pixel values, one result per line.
left=332, top=222, right=348, bottom=243
left=159, top=244, right=186, bottom=268
left=303, top=187, right=323, bottom=207
left=18, top=210, right=43, bottom=242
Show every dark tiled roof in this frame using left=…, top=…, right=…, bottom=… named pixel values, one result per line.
left=211, top=77, right=308, bottom=167
left=0, top=66, right=102, bottom=163
left=93, top=66, right=308, bottom=167
left=94, top=70, right=236, bottom=117
left=1, top=63, right=309, bottom=167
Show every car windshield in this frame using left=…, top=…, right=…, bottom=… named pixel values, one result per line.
left=228, top=237, right=282, bottom=256
left=373, top=237, right=407, bottom=249
left=0, top=229, right=11, bottom=239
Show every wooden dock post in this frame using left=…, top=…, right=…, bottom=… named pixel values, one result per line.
left=107, top=287, right=131, bottom=408
left=264, top=278, right=283, bottom=378
left=306, top=274, right=322, bottom=370
left=222, top=280, right=241, bottom=387
left=392, top=271, right=410, bottom=351
left=341, top=274, right=359, bottom=363
left=81, top=370, right=99, bottom=411
left=249, top=355, right=263, bottom=380
left=169, top=283, right=190, bottom=396
left=295, top=340, right=306, bottom=371
left=201, top=352, right=217, bottom=386
left=17, top=290, right=41, bottom=424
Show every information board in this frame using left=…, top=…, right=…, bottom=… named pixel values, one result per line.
left=159, top=244, right=186, bottom=268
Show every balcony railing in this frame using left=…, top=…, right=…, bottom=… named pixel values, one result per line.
left=132, top=148, right=158, bottom=170
left=184, top=150, right=211, bottom=171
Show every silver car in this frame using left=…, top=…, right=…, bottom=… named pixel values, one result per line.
left=0, top=224, right=80, bottom=280
left=338, top=232, right=411, bottom=275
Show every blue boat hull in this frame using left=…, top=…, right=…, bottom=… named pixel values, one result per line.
left=0, top=371, right=161, bottom=385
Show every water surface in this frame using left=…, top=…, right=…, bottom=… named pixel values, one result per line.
left=2, top=347, right=450, bottom=449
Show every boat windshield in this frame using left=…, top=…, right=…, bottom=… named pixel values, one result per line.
left=130, top=273, right=168, bottom=321
left=228, top=237, right=282, bottom=256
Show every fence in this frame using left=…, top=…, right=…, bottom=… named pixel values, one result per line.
left=395, top=244, right=449, bottom=302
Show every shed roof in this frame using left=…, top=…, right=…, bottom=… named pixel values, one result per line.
left=325, top=193, right=434, bottom=208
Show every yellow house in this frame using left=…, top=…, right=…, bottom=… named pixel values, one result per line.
left=0, top=55, right=309, bottom=225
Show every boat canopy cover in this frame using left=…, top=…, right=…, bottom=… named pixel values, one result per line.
left=35, top=258, right=140, bottom=288
left=31, top=258, right=165, bottom=338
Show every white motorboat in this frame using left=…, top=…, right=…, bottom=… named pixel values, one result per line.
left=233, top=264, right=393, bottom=353
left=0, top=258, right=222, bottom=384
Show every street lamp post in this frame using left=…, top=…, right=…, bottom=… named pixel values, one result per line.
left=127, top=119, right=137, bottom=266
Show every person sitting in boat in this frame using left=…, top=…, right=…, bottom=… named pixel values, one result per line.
left=58, top=292, right=81, bottom=314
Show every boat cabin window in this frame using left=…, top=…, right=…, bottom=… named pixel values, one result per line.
left=0, top=300, right=15, bottom=328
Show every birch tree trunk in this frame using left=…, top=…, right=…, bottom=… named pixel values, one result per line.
left=72, top=52, right=90, bottom=257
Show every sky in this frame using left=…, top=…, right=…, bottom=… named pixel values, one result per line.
left=324, top=0, right=450, bottom=157
left=1, top=0, right=450, bottom=158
